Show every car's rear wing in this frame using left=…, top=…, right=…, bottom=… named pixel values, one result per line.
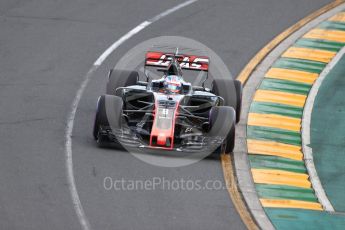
left=145, top=51, right=209, bottom=71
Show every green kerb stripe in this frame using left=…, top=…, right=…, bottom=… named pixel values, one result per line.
left=247, top=125, right=301, bottom=146
left=256, top=184, right=318, bottom=202
left=318, top=21, right=345, bottom=31
left=249, top=155, right=306, bottom=174
left=295, top=38, right=344, bottom=52
left=250, top=101, right=303, bottom=118
left=273, top=58, right=326, bottom=74
left=259, top=78, right=312, bottom=95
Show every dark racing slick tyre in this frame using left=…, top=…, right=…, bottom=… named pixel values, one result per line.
left=106, top=69, right=139, bottom=95
left=212, top=78, right=242, bottom=123
left=208, top=106, right=236, bottom=153
left=93, top=95, right=123, bottom=147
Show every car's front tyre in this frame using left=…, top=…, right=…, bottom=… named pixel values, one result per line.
left=208, top=106, right=236, bottom=153
left=93, top=94, right=123, bottom=148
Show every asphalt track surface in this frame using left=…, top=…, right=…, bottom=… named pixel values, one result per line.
left=0, top=0, right=330, bottom=229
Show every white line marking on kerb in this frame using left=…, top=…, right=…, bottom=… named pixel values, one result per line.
left=64, top=1, right=197, bottom=230
left=302, top=47, right=345, bottom=212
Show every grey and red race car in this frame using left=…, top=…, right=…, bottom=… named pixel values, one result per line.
left=93, top=50, right=242, bottom=154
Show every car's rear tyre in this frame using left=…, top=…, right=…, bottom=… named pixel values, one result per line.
left=212, top=78, right=242, bottom=123
left=208, top=106, right=236, bottom=153
left=93, top=95, right=123, bottom=148
left=106, top=69, right=139, bottom=95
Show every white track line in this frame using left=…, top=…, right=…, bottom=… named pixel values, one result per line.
left=94, top=0, right=197, bottom=66
left=302, top=47, right=345, bottom=212
left=64, top=1, right=198, bottom=230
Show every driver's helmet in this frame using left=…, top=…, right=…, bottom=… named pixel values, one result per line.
left=163, top=75, right=182, bottom=93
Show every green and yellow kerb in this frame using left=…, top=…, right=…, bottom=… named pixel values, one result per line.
left=247, top=10, right=345, bottom=211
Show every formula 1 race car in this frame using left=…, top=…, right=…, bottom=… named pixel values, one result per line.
left=93, top=50, right=242, bottom=154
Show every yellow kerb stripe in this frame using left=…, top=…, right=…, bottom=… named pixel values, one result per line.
left=248, top=113, right=301, bottom=132
left=266, top=68, right=318, bottom=84
left=282, top=47, right=336, bottom=63
left=251, top=168, right=311, bottom=188
left=253, top=90, right=307, bottom=107
left=303, top=28, right=345, bottom=43
left=328, top=12, right=345, bottom=23
left=260, top=199, right=323, bottom=210
left=247, top=139, right=303, bottom=161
